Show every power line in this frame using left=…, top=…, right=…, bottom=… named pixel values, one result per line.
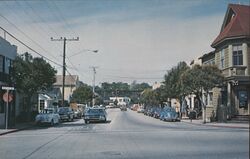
left=0, top=12, right=59, bottom=62
left=0, top=26, right=62, bottom=67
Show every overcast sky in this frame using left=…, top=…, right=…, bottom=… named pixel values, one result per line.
left=0, top=0, right=249, bottom=85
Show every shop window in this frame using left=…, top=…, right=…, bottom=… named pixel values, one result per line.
left=239, top=91, right=248, bottom=108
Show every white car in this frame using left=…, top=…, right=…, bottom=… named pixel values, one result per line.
left=35, top=108, right=60, bottom=126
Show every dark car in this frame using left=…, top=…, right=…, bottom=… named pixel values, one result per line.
left=84, top=108, right=107, bottom=124
left=58, top=107, right=74, bottom=122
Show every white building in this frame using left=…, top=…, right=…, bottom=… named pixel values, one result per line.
left=109, top=97, right=131, bottom=106
left=0, top=36, right=17, bottom=127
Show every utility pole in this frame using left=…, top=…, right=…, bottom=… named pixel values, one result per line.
left=90, top=66, right=98, bottom=106
left=51, top=37, right=79, bottom=107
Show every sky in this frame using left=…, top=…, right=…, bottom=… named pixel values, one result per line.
left=0, top=0, right=249, bottom=86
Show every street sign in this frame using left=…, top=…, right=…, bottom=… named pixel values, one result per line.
left=1, top=86, right=15, bottom=130
left=3, top=93, right=13, bottom=102
left=2, top=86, right=15, bottom=90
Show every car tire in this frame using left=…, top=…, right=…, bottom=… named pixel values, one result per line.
left=85, top=120, right=89, bottom=124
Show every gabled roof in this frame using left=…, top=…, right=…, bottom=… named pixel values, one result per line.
left=211, top=4, right=250, bottom=47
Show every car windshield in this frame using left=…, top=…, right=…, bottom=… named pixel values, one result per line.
left=1, top=1, right=249, bottom=159
left=41, top=109, right=53, bottom=114
left=58, top=108, right=69, bottom=113
left=87, top=109, right=104, bottom=114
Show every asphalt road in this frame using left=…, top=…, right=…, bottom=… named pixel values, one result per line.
left=0, top=109, right=249, bottom=159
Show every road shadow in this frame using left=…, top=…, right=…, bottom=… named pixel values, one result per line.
left=85, top=120, right=111, bottom=125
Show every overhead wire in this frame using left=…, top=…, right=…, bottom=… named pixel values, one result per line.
left=0, top=6, right=59, bottom=63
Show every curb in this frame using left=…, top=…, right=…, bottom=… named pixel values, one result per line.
left=0, top=124, right=35, bottom=136
left=181, top=120, right=249, bottom=129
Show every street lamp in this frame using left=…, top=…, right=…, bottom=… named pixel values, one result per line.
left=68, top=49, right=98, bottom=58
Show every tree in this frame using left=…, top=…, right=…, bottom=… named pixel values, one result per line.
left=71, top=84, right=93, bottom=104
left=11, top=53, right=57, bottom=121
left=163, top=61, right=189, bottom=110
left=181, top=64, right=224, bottom=122
left=140, top=88, right=159, bottom=107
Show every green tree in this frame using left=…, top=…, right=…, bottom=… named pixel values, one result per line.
left=11, top=53, right=57, bottom=120
left=163, top=61, right=189, bottom=108
left=181, top=64, right=224, bottom=122
left=181, top=64, right=224, bottom=105
left=140, top=88, right=159, bottom=107
left=71, top=84, right=93, bottom=104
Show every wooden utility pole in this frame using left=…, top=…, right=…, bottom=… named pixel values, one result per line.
left=51, top=37, right=79, bottom=107
left=90, top=66, right=98, bottom=106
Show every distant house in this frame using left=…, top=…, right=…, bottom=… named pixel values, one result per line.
left=0, top=36, right=17, bottom=127
left=38, top=88, right=62, bottom=112
left=199, top=4, right=250, bottom=121
left=53, top=75, right=80, bottom=103
left=152, top=82, right=163, bottom=90
left=110, top=97, right=131, bottom=106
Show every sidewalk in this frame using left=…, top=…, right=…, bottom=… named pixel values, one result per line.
left=181, top=118, right=249, bottom=129
left=0, top=122, right=35, bottom=136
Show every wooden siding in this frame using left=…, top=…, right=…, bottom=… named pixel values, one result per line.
left=224, top=47, right=229, bottom=68
left=248, top=44, right=250, bottom=75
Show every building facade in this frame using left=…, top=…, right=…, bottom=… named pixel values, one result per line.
left=53, top=75, right=80, bottom=104
left=0, top=36, right=17, bottom=127
left=200, top=4, right=250, bottom=121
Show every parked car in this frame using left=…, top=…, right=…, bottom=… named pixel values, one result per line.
left=73, top=109, right=82, bottom=119
left=153, top=107, right=162, bottom=118
left=137, top=107, right=145, bottom=113
left=84, top=107, right=107, bottom=124
left=147, top=107, right=156, bottom=117
left=58, top=107, right=74, bottom=122
left=35, top=108, right=60, bottom=126
left=160, top=106, right=179, bottom=122
left=120, top=105, right=127, bottom=111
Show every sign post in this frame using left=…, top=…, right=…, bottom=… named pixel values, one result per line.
left=2, top=86, right=14, bottom=130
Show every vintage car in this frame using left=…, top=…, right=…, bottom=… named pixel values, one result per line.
left=35, top=108, right=60, bottom=126
left=84, top=107, right=107, bottom=124
left=58, top=107, right=74, bottom=122
left=160, top=106, right=180, bottom=122
left=120, top=105, right=127, bottom=111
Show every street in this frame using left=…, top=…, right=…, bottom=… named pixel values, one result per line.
left=0, top=109, right=249, bottom=159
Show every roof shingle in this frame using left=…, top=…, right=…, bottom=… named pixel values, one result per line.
left=211, top=4, right=250, bottom=47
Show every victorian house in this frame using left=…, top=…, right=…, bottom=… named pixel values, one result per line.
left=200, top=4, right=250, bottom=122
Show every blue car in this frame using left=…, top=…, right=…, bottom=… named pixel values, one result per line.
left=160, top=106, right=179, bottom=122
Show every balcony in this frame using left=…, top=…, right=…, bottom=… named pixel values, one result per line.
left=222, top=66, right=247, bottom=77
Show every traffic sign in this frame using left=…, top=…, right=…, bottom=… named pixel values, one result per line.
left=3, top=93, right=13, bottom=102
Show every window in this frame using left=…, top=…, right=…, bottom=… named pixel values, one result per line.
left=233, top=45, right=243, bottom=66
left=0, top=56, right=4, bottom=73
left=39, top=100, right=45, bottom=110
left=4, top=58, right=11, bottom=74
left=220, top=49, right=225, bottom=69
left=239, top=91, right=248, bottom=108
